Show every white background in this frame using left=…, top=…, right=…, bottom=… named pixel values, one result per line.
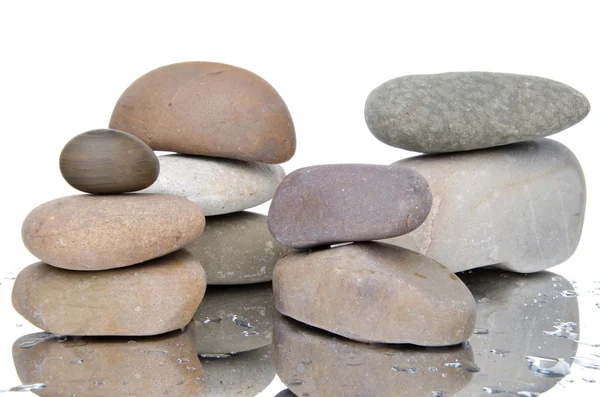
left=0, top=1, right=599, bottom=395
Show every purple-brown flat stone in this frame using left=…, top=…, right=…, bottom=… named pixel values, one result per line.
left=267, top=164, right=432, bottom=248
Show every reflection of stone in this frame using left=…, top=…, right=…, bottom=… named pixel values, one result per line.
left=194, top=283, right=273, bottom=354
left=12, top=326, right=203, bottom=397
left=200, top=345, right=275, bottom=396
left=455, top=268, right=579, bottom=396
left=275, top=390, right=296, bottom=397
left=273, top=313, right=474, bottom=397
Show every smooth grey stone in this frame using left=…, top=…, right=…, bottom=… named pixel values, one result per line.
left=186, top=211, right=287, bottom=285
left=194, top=283, right=273, bottom=354
left=268, top=164, right=432, bottom=248
left=200, top=345, right=275, bottom=397
left=365, top=72, right=590, bottom=153
left=274, top=242, right=476, bottom=346
left=382, top=139, right=585, bottom=273
left=455, top=268, right=579, bottom=397
left=142, top=154, right=285, bottom=216
left=273, top=313, right=475, bottom=397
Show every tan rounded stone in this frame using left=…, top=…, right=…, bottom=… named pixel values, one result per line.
left=186, top=211, right=287, bottom=284
left=12, top=326, right=203, bottom=397
left=109, top=61, right=296, bottom=164
left=22, top=193, right=205, bottom=271
left=12, top=249, right=207, bottom=336
left=274, top=242, right=476, bottom=346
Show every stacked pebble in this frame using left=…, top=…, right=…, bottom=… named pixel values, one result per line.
left=365, top=72, right=589, bottom=273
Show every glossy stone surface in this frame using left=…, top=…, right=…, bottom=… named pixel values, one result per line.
left=268, top=164, right=432, bottom=248
left=383, top=139, right=586, bottom=273
left=274, top=242, right=476, bottom=346
left=365, top=72, right=590, bottom=153
left=194, top=283, right=273, bottom=354
left=142, top=154, right=285, bottom=216
left=109, top=61, right=296, bottom=164
left=12, top=326, right=203, bottom=397
left=22, top=193, right=205, bottom=271
left=200, top=345, right=275, bottom=396
left=12, top=250, right=207, bottom=336
left=274, top=314, right=475, bottom=397
left=186, top=211, right=287, bottom=284
left=59, top=129, right=159, bottom=194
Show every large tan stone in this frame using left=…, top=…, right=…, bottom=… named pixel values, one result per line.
left=274, top=242, right=476, bottom=346
left=22, top=193, right=205, bottom=271
left=109, top=61, right=296, bottom=164
left=12, top=326, right=203, bottom=397
left=274, top=314, right=474, bottom=397
left=12, top=249, right=207, bottom=336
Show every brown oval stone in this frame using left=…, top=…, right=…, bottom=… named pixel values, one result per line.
left=12, top=250, right=207, bottom=336
left=186, top=211, right=287, bottom=284
left=59, top=129, right=159, bottom=194
left=268, top=164, right=433, bottom=248
left=22, top=194, right=205, bottom=271
left=273, top=242, right=476, bottom=346
left=12, top=326, right=204, bottom=397
left=109, top=61, right=296, bottom=164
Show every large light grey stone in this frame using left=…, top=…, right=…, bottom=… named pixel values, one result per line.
left=365, top=72, right=590, bottom=153
left=274, top=242, right=476, bottom=346
left=142, top=154, right=285, bottom=216
left=383, top=139, right=586, bottom=273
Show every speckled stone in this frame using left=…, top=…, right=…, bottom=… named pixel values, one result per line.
left=59, top=129, right=159, bottom=194
left=274, top=242, right=476, bottom=346
left=382, top=139, right=586, bottom=273
left=109, top=61, right=296, bottom=164
left=12, top=326, right=203, bottom=397
left=22, top=193, right=205, bottom=271
left=365, top=72, right=590, bottom=153
left=274, top=314, right=474, bottom=397
left=200, top=345, right=275, bottom=397
left=142, top=155, right=286, bottom=216
left=268, top=164, right=432, bottom=248
left=12, top=250, right=207, bottom=336
left=186, top=211, right=287, bottom=284
left=194, top=283, right=273, bottom=354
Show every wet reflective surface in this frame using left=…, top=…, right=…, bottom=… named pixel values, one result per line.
left=4, top=267, right=598, bottom=396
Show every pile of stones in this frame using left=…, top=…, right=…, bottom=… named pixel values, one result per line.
left=269, top=72, right=589, bottom=396
left=10, top=61, right=295, bottom=396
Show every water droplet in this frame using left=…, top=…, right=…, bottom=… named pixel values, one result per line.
left=286, top=379, right=305, bottom=386
left=232, top=315, right=254, bottom=329
left=473, top=328, right=490, bottom=335
left=526, top=356, right=570, bottom=378
left=516, top=281, right=527, bottom=286
left=185, top=366, right=196, bottom=371
left=428, top=367, right=438, bottom=372
left=583, top=377, right=596, bottom=383
left=482, top=386, right=506, bottom=394
left=596, top=303, right=600, bottom=309
left=120, top=381, right=129, bottom=386
left=391, top=366, right=417, bottom=374
left=444, top=362, right=462, bottom=368
left=551, top=276, right=561, bottom=281
left=92, top=380, right=107, bottom=385
left=478, top=298, right=490, bottom=304
left=490, top=349, right=510, bottom=356
left=16, top=324, right=22, bottom=328
left=195, top=377, right=204, bottom=383
left=560, top=290, right=578, bottom=298
left=142, top=349, right=168, bottom=354
left=543, top=322, right=578, bottom=340
left=242, top=330, right=260, bottom=337
left=515, top=392, right=540, bottom=397
left=0, top=383, right=46, bottom=392
left=203, top=316, right=222, bottom=324
left=573, top=356, right=600, bottom=370
left=127, top=340, right=137, bottom=344
left=177, top=358, right=190, bottom=364
left=200, top=353, right=231, bottom=359
left=431, top=392, right=446, bottom=397
left=68, top=359, right=84, bottom=365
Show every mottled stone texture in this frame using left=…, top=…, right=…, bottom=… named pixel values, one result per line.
left=383, top=139, right=586, bottom=273
left=268, top=164, right=432, bottom=248
left=273, top=314, right=474, bottom=397
left=12, top=250, right=207, bottom=336
left=142, top=155, right=285, bottom=216
left=22, top=193, right=205, bottom=271
left=200, top=345, right=275, bottom=397
left=194, top=283, right=274, bottom=354
left=365, top=72, right=590, bottom=153
left=274, top=242, right=476, bottom=346
left=454, top=269, right=579, bottom=396
left=59, top=129, right=159, bottom=194
left=12, top=327, right=203, bottom=397
left=109, top=61, right=296, bottom=164
left=187, top=212, right=287, bottom=284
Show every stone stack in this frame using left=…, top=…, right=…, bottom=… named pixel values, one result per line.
left=365, top=72, right=589, bottom=273
left=268, top=164, right=477, bottom=346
